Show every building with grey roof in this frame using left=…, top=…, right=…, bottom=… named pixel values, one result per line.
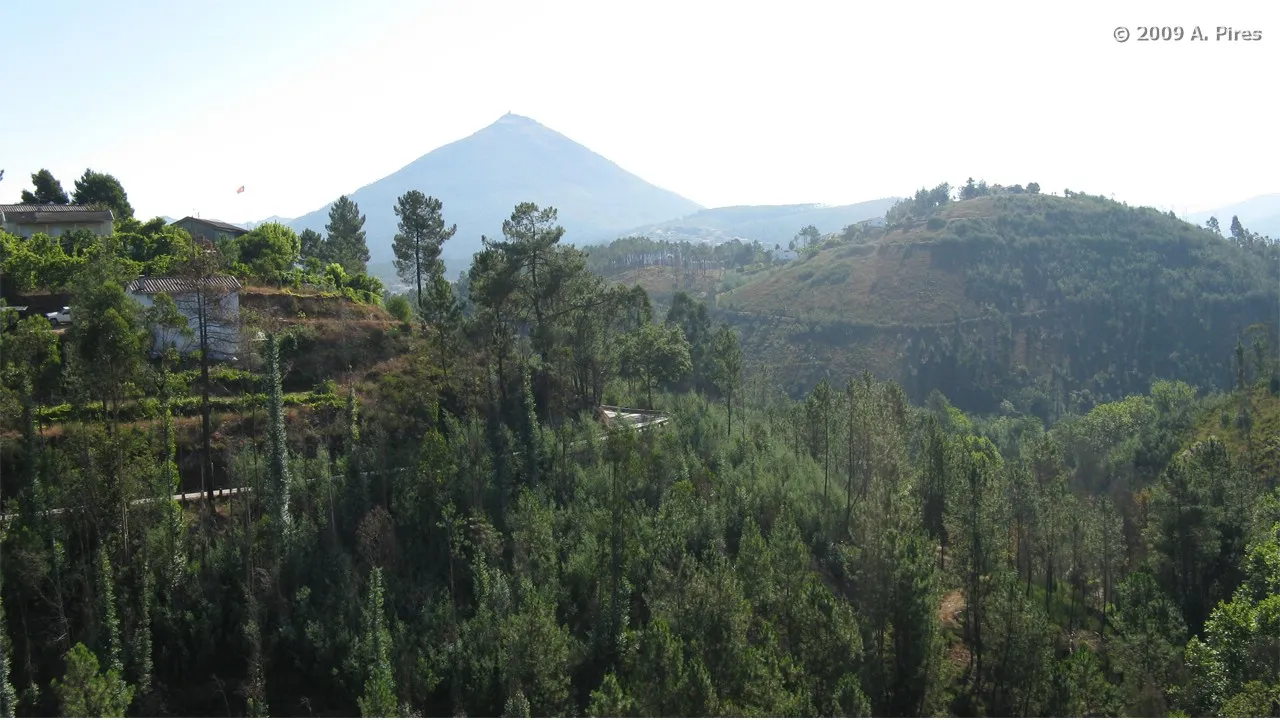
left=0, top=204, right=115, bottom=237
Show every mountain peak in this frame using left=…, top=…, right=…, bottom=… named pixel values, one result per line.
left=287, top=113, right=702, bottom=277
left=493, top=112, right=540, bottom=127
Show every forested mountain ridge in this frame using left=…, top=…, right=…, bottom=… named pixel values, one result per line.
left=5, top=168, right=1280, bottom=718
left=698, top=190, right=1280, bottom=416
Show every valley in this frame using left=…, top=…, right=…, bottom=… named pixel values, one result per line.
left=5, top=0, right=1277, bottom=715
left=4, top=141, right=1280, bottom=720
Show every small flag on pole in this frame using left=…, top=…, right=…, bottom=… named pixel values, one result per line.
left=236, top=186, right=245, bottom=194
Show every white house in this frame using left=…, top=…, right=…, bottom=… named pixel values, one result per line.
left=0, top=204, right=115, bottom=237
left=126, top=275, right=242, bottom=360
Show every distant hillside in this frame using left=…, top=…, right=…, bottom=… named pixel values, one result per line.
left=708, top=192, right=1279, bottom=415
left=621, top=199, right=898, bottom=247
left=241, top=215, right=293, bottom=230
left=288, top=113, right=702, bottom=280
left=1189, top=194, right=1280, bottom=239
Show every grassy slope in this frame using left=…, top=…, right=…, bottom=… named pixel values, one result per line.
left=608, top=265, right=727, bottom=309
left=696, top=193, right=1275, bottom=400
left=722, top=193, right=1135, bottom=324
left=721, top=241, right=980, bottom=325
left=1187, top=383, right=1280, bottom=480
left=698, top=196, right=1018, bottom=393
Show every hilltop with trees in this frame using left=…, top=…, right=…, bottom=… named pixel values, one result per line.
left=3, top=171, right=1280, bottom=717
left=650, top=183, right=1279, bottom=419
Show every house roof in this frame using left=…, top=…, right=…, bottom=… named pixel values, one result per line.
left=125, top=275, right=242, bottom=295
left=170, top=216, right=249, bottom=236
left=0, top=204, right=114, bottom=225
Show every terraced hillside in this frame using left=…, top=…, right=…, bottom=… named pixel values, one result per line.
left=711, top=192, right=1279, bottom=415
left=3, top=286, right=420, bottom=495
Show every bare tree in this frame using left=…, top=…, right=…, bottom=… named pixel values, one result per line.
left=164, top=244, right=243, bottom=507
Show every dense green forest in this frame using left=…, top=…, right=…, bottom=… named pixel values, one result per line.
left=2, top=171, right=1280, bottom=717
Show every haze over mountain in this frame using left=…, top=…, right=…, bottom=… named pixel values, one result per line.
left=241, top=215, right=293, bottom=230
left=619, top=199, right=899, bottom=247
left=1188, top=193, right=1280, bottom=239
left=287, top=113, right=702, bottom=273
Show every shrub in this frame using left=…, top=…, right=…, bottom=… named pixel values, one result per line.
left=385, top=294, right=413, bottom=323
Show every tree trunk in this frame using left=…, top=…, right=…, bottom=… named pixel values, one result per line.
left=194, top=288, right=215, bottom=509
left=726, top=389, right=732, bottom=438
left=201, top=346, right=214, bottom=508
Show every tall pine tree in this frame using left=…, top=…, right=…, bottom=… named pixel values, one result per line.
left=392, top=191, right=456, bottom=316
left=265, top=333, right=292, bottom=543
left=357, top=567, right=397, bottom=717
left=71, top=169, right=133, bottom=220
left=299, top=228, right=328, bottom=266
left=19, top=169, right=69, bottom=205
left=0, top=553, right=17, bottom=718
left=324, top=195, right=370, bottom=275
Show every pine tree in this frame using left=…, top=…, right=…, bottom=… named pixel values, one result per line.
left=52, top=644, right=133, bottom=718
left=130, top=557, right=153, bottom=698
left=339, top=386, right=366, bottom=539
left=244, top=588, right=268, bottom=718
left=159, top=405, right=185, bottom=585
left=87, top=549, right=134, bottom=715
left=97, top=548, right=124, bottom=678
left=71, top=169, right=133, bottom=220
left=299, top=228, right=328, bottom=264
left=1230, top=215, right=1247, bottom=244
left=503, top=688, right=531, bottom=717
left=154, top=349, right=186, bottom=588
left=919, top=415, right=951, bottom=570
left=324, top=195, right=370, bottom=275
left=357, top=567, right=397, bottom=717
left=710, top=326, right=742, bottom=437
left=422, top=272, right=461, bottom=380
left=951, top=436, right=1006, bottom=693
left=266, top=333, right=292, bottom=540
left=19, top=169, right=69, bottom=205
left=0, top=567, right=17, bottom=717
left=491, top=202, right=564, bottom=349
left=392, top=191, right=456, bottom=319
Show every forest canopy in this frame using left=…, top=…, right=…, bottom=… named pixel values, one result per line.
left=2, top=175, right=1279, bottom=718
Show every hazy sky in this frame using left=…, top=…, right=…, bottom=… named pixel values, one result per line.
left=2, top=0, right=1276, bottom=224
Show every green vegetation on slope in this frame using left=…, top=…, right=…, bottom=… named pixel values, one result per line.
left=709, top=190, right=1279, bottom=416
left=5, top=170, right=1280, bottom=719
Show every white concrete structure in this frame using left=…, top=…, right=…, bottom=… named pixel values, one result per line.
left=126, top=275, right=242, bottom=359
